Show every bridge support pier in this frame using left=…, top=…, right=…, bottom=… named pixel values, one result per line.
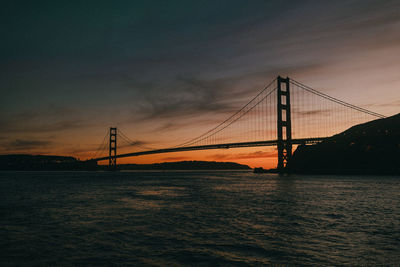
left=277, top=76, right=292, bottom=171
left=109, top=127, right=117, bottom=169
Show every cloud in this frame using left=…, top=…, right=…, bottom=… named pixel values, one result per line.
left=127, top=63, right=323, bottom=125
left=161, top=156, right=189, bottom=161
left=208, top=150, right=276, bottom=161
left=293, top=109, right=332, bottom=117
left=118, top=140, right=153, bottom=150
left=5, top=139, right=52, bottom=151
left=132, top=77, right=234, bottom=122
left=362, top=99, right=400, bottom=108
left=0, top=106, right=90, bottom=134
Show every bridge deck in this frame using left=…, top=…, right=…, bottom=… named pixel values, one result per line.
left=93, top=137, right=326, bottom=162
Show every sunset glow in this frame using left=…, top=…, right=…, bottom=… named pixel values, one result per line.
left=1, top=1, right=399, bottom=168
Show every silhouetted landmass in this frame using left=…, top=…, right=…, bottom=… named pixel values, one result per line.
left=116, top=161, right=251, bottom=170
left=0, top=154, right=97, bottom=171
left=287, top=113, right=400, bottom=174
left=0, top=155, right=250, bottom=171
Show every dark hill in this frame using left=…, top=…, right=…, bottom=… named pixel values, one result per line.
left=117, top=161, right=251, bottom=170
left=0, top=154, right=96, bottom=170
left=0, top=155, right=250, bottom=171
left=287, top=113, right=400, bottom=174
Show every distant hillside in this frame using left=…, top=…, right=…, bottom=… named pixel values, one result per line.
left=0, top=155, right=250, bottom=171
left=117, top=161, right=251, bottom=170
left=0, top=154, right=96, bottom=171
left=287, top=113, right=400, bottom=174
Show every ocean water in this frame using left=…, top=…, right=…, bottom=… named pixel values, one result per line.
left=1, top=171, right=399, bottom=266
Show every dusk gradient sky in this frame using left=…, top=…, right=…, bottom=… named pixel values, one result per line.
left=1, top=0, right=399, bottom=168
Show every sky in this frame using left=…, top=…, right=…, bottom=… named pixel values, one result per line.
left=1, top=0, right=399, bottom=168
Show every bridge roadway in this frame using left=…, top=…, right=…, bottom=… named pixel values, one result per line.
left=92, top=137, right=326, bottom=162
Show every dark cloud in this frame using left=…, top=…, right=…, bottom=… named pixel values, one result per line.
left=0, top=106, right=90, bottom=134
left=133, top=78, right=233, bottom=121
left=118, top=140, right=152, bottom=150
left=152, top=122, right=177, bottom=132
left=5, top=139, right=52, bottom=151
left=293, top=109, right=332, bottom=117
left=129, top=63, right=322, bottom=123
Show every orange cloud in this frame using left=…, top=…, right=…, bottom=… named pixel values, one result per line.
left=208, top=150, right=276, bottom=160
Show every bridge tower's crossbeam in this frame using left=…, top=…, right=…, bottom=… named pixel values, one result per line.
left=277, top=76, right=292, bottom=170
left=109, top=127, right=117, bottom=168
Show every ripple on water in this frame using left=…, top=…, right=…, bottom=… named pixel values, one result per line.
left=118, top=197, right=166, bottom=210
left=1, top=172, right=399, bottom=266
left=135, top=186, right=186, bottom=197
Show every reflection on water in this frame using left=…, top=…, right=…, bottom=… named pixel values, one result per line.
left=119, top=197, right=166, bottom=210
left=136, top=186, right=186, bottom=197
left=1, top=171, right=399, bottom=266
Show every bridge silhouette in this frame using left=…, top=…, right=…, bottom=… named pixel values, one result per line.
left=91, top=76, right=385, bottom=170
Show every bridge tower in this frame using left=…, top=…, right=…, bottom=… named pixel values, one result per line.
left=109, top=127, right=117, bottom=169
left=277, top=76, right=292, bottom=170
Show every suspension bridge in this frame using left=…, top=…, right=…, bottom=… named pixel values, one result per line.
left=90, top=76, right=385, bottom=170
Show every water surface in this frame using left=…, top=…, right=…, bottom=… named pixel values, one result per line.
left=1, top=171, right=399, bottom=266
